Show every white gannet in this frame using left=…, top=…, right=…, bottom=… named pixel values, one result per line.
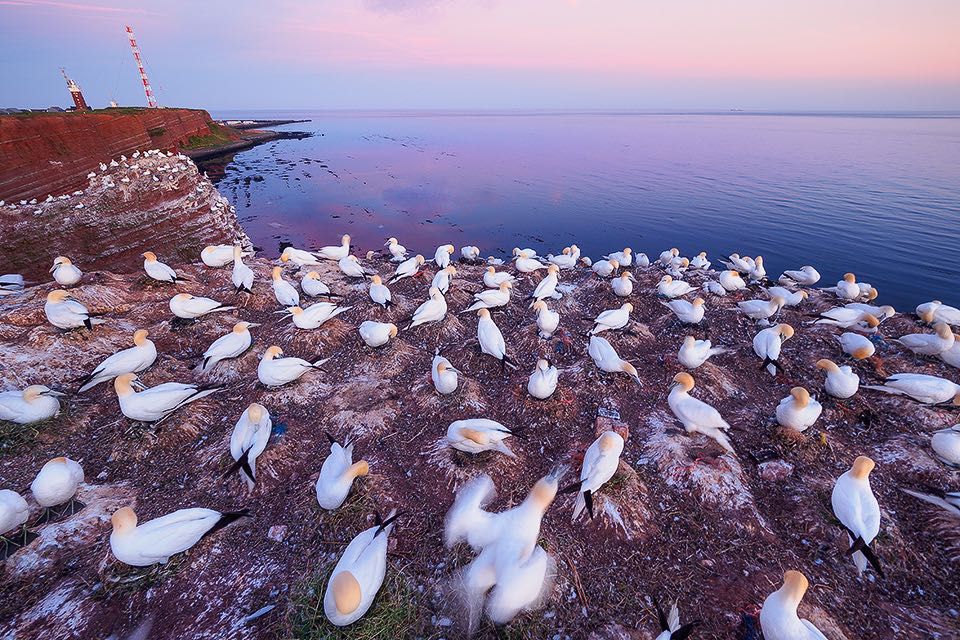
left=257, top=346, right=329, bottom=387
left=916, top=300, right=960, bottom=326
left=611, top=272, right=636, bottom=297
left=282, top=302, right=352, bottom=330
left=941, top=338, right=960, bottom=370
left=434, top=244, right=455, bottom=269
left=272, top=266, right=299, bottom=307
left=838, top=332, right=875, bottom=360
left=477, top=309, right=516, bottom=369
left=512, top=247, right=538, bottom=260
left=0, top=489, right=30, bottom=538
left=202, top=244, right=247, bottom=268
left=484, top=266, right=515, bottom=289
left=605, top=248, right=633, bottom=267
left=548, top=247, right=577, bottom=270
left=759, top=571, right=829, bottom=640
left=658, top=248, right=679, bottom=266
left=567, top=431, right=624, bottom=520
left=652, top=599, right=697, bottom=640
left=463, top=281, right=512, bottom=313
left=832, top=456, right=883, bottom=576
left=142, top=251, right=186, bottom=284
left=661, top=297, right=705, bottom=325
left=0, top=385, right=64, bottom=424
left=665, top=257, right=690, bottom=279
left=316, top=434, right=369, bottom=510
left=229, top=402, right=271, bottom=491
left=384, top=237, right=407, bottom=262
left=30, top=456, right=84, bottom=516
left=358, top=321, right=398, bottom=348
left=461, top=245, right=481, bottom=262
left=231, top=245, right=254, bottom=293
left=532, top=301, right=560, bottom=339
left=844, top=301, right=895, bottom=321
left=893, top=322, right=955, bottom=356
left=338, top=255, right=370, bottom=279
left=529, top=264, right=560, bottom=305
left=738, top=296, right=786, bottom=322
left=747, top=255, right=767, bottom=282
left=516, top=255, right=547, bottom=274
left=635, top=252, right=650, bottom=267
left=863, top=373, right=960, bottom=405
left=406, top=287, right=447, bottom=331
left=775, top=387, right=822, bottom=432
left=431, top=351, right=460, bottom=395
left=668, top=372, right=734, bottom=453
left=831, top=272, right=861, bottom=300
left=702, top=280, right=727, bottom=297
left=931, top=425, right=960, bottom=466
left=657, top=275, right=696, bottom=298
left=362, top=274, right=391, bottom=309
left=588, top=335, right=640, bottom=384
left=302, top=271, right=336, bottom=298
left=114, top=372, right=221, bottom=422
left=317, top=234, right=351, bottom=261
left=816, top=359, right=859, bottom=399
left=388, top=254, right=425, bottom=284
left=689, top=251, right=710, bottom=270
left=50, top=256, right=82, bottom=287
left=719, top=270, right=747, bottom=292
left=778, top=265, right=821, bottom=287
left=199, top=321, right=257, bottom=372
left=280, top=246, right=321, bottom=266
left=323, top=510, right=399, bottom=626
left=678, top=336, right=727, bottom=370
left=169, top=293, right=235, bottom=320
left=753, top=323, right=794, bottom=375
left=45, top=290, right=104, bottom=330
left=527, top=359, right=558, bottom=399
left=721, top=253, right=753, bottom=273
left=765, top=286, right=808, bottom=307
left=591, top=258, right=619, bottom=278
left=447, top=419, right=516, bottom=457
left=431, top=265, right=457, bottom=295
left=0, top=274, right=24, bottom=296
left=109, top=505, right=249, bottom=567
left=77, top=329, right=157, bottom=391
left=590, top=303, right=633, bottom=334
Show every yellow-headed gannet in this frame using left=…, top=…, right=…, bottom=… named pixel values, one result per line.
left=231, top=245, right=254, bottom=293
left=447, top=418, right=516, bottom=457
left=532, top=300, right=560, bottom=339
left=759, top=571, right=829, bottom=640
left=317, top=234, right=352, bottom=261
left=605, top=247, right=633, bottom=267
left=358, top=321, right=398, bottom=348
left=529, top=264, right=560, bottom=305
left=432, top=350, right=460, bottom=395
left=202, top=244, right=247, bottom=268
left=461, top=245, right=481, bottom=262
left=765, top=286, right=808, bottom=307
left=832, top=456, right=883, bottom=576
left=229, top=402, right=271, bottom=492
left=0, top=385, right=64, bottom=424
left=302, top=271, right=335, bottom=298
left=689, top=252, right=710, bottom=270
left=477, top=309, right=516, bottom=369
left=565, top=431, right=623, bottom=520
left=527, top=359, right=558, bottom=399
left=753, top=323, right=794, bottom=375
left=844, top=302, right=895, bottom=321
left=588, top=335, right=640, bottom=384
left=547, top=247, right=577, bottom=270
left=272, top=266, right=299, bottom=307
left=661, top=297, right=705, bottom=325
left=815, top=359, right=859, bottom=399
left=775, top=387, right=822, bottom=432
left=484, top=266, right=515, bottom=289
left=169, top=293, right=235, bottom=319
left=280, top=246, right=321, bottom=266
left=142, top=251, right=186, bottom=283
left=50, top=256, right=82, bottom=287
left=388, top=254, right=425, bottom=284
left=591, top=258, right=619, bottom=278
left=917, top=300, right=960, bottom=326
left=515, top=255, right=547, bottom=274
left=668, top=372, right=734, bottom=453
left=658, top=248, right=679, bottom=266
left=77, top=329, right=156, bottom=392
left=281, top=302, right=352, bottom=330
left=611, top=272, right=636, bottom=297
left=590, top=303, right=633, bottom=334
left=837, top=332, right=875, bottom=360
left=434, top=244, right=455, bottom=269
left=894, top=322, right=955, bottom=356
left=45, top=290, right=104, bottom=330
left=199, top=321, right=257, bottom=372
left=432, top=265, right=457, bottom=295
left=30, top=456, right=84, bottom=516
left=338, top=255, right=371, bottom=279
left=678, top=336, right=727, bottom=370
left=365, top=274, right=391, bottom=309
left=257, top=346, right=329, bottom=387
left=317, top=433, right=368, bottom=510
left=384, top=237, right=407, bottom=262
left=719, top=270, right=747, bottom=292
left=657, top=275, right=696, bottom=298
left=462, top=281, right=512, bottom=313
left=114, top=372, right=221, bottom=422
left=778, top=265, right=821, bottom=287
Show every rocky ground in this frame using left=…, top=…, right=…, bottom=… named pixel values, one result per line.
left=1, top=243, right=959, bottom=639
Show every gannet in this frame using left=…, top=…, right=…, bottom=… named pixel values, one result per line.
left=661, top=297, right=705, bottom=325
left=477, top=309, right=516, bottom=369
left=317, top=434, right=369, bottom=510
left=863, top=373, right=960, bottom=405
left=759, top=571, right=829, bottom=640
left=844, top=302, right=895, bottom=321
left=719, top=270, right=747, bottom=292
left=388, top=254, right=425, bottom=283
left=358, top=321, right=397, bottom=348
left=384, top=237, right=407, bottom=261
left=512, top=247, right=538, bottom=260
left=814, top=359, right=859, bottom=399
left=668, top=372, right=734, bottom=453
left=484, top=266, right=515, bottom=289
left=738, top=296, right=786, bottom=323
left=114, top=373, right=220, bottom=422
left=302, top=271, right=336, bottom=298
left=657, top=275, right=696, bottom=298
left=0, top=385, right=64, bottom=424
left=487, top=256, right=504, bottom=266
left=406, top=287, right=447, bottom=331
left=565, top=431, right=623, bottom=520
left=516, top=255, right=547, bottom=274
left=0, top=274, right=24, bottom=296
left=591, top=258, right=619, bottom=278
left=142, top=251, right=186, bottom=284
left=169, top=293, right=235, bottom=319
left=590, top=303, right=633, bottom=334
left=431, top=351, right=460, bottom=395
left=588, top=335, right=640, bottom=384
left=689, top=251, right=710, bottom=270
left=109, top=505, right=249, bottom=567
left=678, top=336, right=727, bottom=370
left=721, top=253, right=753, bottom=273
left=775, top=387, right=822, bottom=432
left=779, top=266, right=821, bottom=286
left=258, top=346, right=329, bottom=387
left=229, top=403, right=271, bottom=491
left=461, top=245, right=481, bottom=262
left=463, top=281, right=512, bottom=313
left=30, top=456, right=84, bottom=517
left=753, top=323, right=794, bottom=375
left=837, top=332, right=875, bottom=360
left=0, top=489, right=30, bottom=539
left=528, top=359, right=558, bottom=399
left=77, top=329, right=157, bottom=391
left=199, top=321, right=257, bottom=372
left=280, top=246, right=321, bottom=266
left=658, top=248, right=679, bottom=266
left=916, top=300, right=960, bottom=326
left=202, top=244, right=246, bottom=267
left=338, top=255, right=370, bottom=279
left=432, top=265, right=457, bottom=295
left=894, top=322, right=955, bottom=356
left=529, top=264, right=560, bottom=305
left=323, top=510, right=399, bottom=626
left=230, top=245, right=254, bottom=293
left=830, top=273, right=861, bottom=300
left=811, top=308, right=880, bottom=332
left=50, top=256, right=82, bottom=287
left=702, top=280, right=727, bottom=296
left=531, top=301, right=560, bottom=339
left=940, top=339, right=960, bottom=370
left=665, top=257, right=691, bottom=279
left=317, top=234, right=351, bottom=261
left=930, top=425, right=960, bottom=466
left=434, top=244, right=455, bottom=269
left=281, top=302, right=352, bottom=330
left=652, top=599, right=697, bottom=640
left=605, top=248, right=633, bottom=267
left=832, top=456, right=883, bottom=576
left=747, top=255, right=767, bottom=282
left=548, top=247, right=577, bottom=270
left=45, top=290, right=103, bottom=330
left=765, top=287, right=808, bottom=307
left=271, top=266, right=299, bottom=307
left=635, top=252, right=650, bottom=268
left=447, top=419, right=516, bottom=457
left=611, top=272, right=636, bottom=297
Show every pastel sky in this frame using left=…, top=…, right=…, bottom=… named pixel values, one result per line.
left=1, top=0, right=958, bottom=111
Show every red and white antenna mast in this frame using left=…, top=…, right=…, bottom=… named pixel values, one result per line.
left=125, top=25, right=158, bottom=108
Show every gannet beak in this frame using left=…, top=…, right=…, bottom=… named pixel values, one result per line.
left=273, top=309, right=292, bottom=315
left=43, top=390, right=67, bottom=397
left=246, top=322, right=261, bottom=328
left=546, top=463, right=569, bottom=482
left=448, top=366, right=462, bottom=374
left=49, top=264, right=58, bottom=273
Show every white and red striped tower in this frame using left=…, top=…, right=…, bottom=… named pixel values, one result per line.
left=125, top=25, right=158, bottom=108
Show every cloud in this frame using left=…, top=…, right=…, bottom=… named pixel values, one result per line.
left=0, top=0, right=160, bottom=15
left=362, top=0, right=444, bottom=14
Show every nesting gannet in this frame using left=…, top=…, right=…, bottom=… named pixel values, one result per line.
left=844, top=301, right=895, bottom=321
left=863, top=373, right=960, bottom=405
left=719, top=270, right=747, bottom=292
left=738, top=296, right=786, bottom=323
left=270, top=266, right=299, bottom=307
left=198, top=321, right=257, bottom=372
left=169, top=293, right=235, bottom=319
left=515, top=255, right=547, bottom=274
left=30, top=456, right=84, bottom=517
left=317, top=234, right=351, bottom=261
left=45, top=290, right=104, bottom=330
left=931, top=425, right=960, bottom=466
left=281, top=302, right=352, bottom=330
left=230, top=246, right=254, bottom=293
left=778, top=265, right=821, bottom=287
left=77, top=329, right=157, bottom=391
left=668, top=373, right=734, bottom=453
left=50, top=256, right=82, bottom=287
left=759, top=571, right=829, bottom=640
left=316, top=434, right=369, bottom=510
left=513, top=247, right=538, bottom=260
left=702, top=280, right=727, bottom=297
left=447, top=419, right=516, bottom=457
left=338, top=255, right=371, bottom=279
left=814, top=359, right=859, bottom=399
left=434, top=244, right=455, bottom=269
left=832, top=456, right=883, bottom=576
left=611, top=272, right=636, bottom=297
left=532, top=301, right=560, bottom=339
left=258, top=346, right=329, bottom=387
left=661, top=298, right=705, bottom=325
left=591, top=258, right=619, bottom=278
left=431, top=351, right=460, bottom=395
left=941, top=339, right=960, bottom=370
left=280, top=246, right=322, bottom=266
left=142, top=251, right=186, bottom=284
left=830, top=273, right=861, bottom=300
left=114, top=373, right=220, bottom=422
left=461, top=245, right=481, bottom=262
left=548, top=247, right=577, bottom=270
left=605, top=248, right=633, bottom=267
left=775, top=387, right=822, bottom=432
left=658, top=248, right=679, bottom=266
left=689, top=251, right=710, bottom=270
left=528, top=359, right=558, bottom=399
left=665, top=257, right=691, bottom=279
left=529, top=264, right=560, bottom=305
left=229, top=403, right=271, bottom=491
left=590, top=303, right=633, bottom=334
left=484, top=266, right=515, bottom=288
left=202, top=244, right=247, bottom=267
left=477, top=309, right=516, bottom=369
left=109, top=505, right=249, bottom=567
left=657, top=275, right=696, bottom=298
left=388, top=254, right=425, bottom=283
left=837, top=332, right=875, bottom=360
left=0, top=385, right=64, bottom=424
left=432, top=265, right=457, bottom=295
left=358, top=321, right=397, bottom=348
left=323, top=510, right=399, bottom=626
left=678, top=336, right=727, bottom=370
left=463, top=281, right=512, bottom=313
left=754, top=323, right=794, bottom=375
left=406, top=287, right=447, bottom=330
left=0, top=489, right=30, bottom=541
left=765, top=286, right=808, bottom=307
left=0, top=274, right=24, bottom=296
left=302, top=271, right=336, bottom=298
left=916, top=300, right=960, bottom=326
left=384, top=237, right=407, bottom=261
left=721, top=253, right=753, bottom=273
left=363, top=274, right=391, bottom=309
left=894, top=322, right=955, bottom=356
left=747, top=256, right=767, bottom=282
left=565, top=431, right=623, bottom=520
left=588, top=335, right=640, bottom=384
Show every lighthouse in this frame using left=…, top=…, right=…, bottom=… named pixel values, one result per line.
left=60, top=68, right=90, bottom=111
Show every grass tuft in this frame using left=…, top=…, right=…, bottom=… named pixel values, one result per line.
left=0, top=420, right=41, bottom=457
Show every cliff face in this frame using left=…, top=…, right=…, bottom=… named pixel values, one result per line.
left=0, top=149, right=249, bottom=280
left=0, top=108, right=240, bottom=203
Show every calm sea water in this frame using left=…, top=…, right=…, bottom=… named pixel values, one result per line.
left=208, top=110, right=960, bottom=309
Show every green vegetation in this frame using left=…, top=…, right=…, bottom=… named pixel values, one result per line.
left=0, top=420, right=40, bottom=457
left=5, top=107, right=208, bottom=119
left=182, top=122, right=239, bottom=150
left=147, top=126, right=166, bottom=137
left=96, top=554, right=188, bottom=599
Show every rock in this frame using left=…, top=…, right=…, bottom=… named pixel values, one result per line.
left=758, top=459, right=795, bottom=481
left=266, top=525, right=287, bottom=543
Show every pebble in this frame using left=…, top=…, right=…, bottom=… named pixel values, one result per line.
left=266, top=525, right=287, bottom=542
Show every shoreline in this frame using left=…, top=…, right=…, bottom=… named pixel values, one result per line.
left=184, top=127, right=313, bottom=162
